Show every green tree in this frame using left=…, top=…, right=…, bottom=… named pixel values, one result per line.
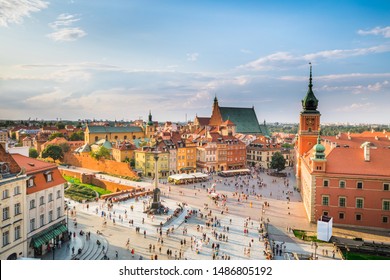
left=29, top=148, right=39, bottom=158
left=41, top=144, right=64, bottom=162
left=56, top=122, right=65, bottom=129
left=69, top=131, right=84, bottom=141
left=11, top=132, right=16, bottom=140
left=270, top=152, right=286, bottom=173
left=59, top=142, right=70, bottom=153
left=90, top=146, right=111, bottom=160
left=48, top=132, right=64, bottom=141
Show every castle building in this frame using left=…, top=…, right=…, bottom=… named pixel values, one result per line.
left=295, top=65, right=390, bottom=230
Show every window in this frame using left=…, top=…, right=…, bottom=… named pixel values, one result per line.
left=30, top=218, right=35, bottom=232
left=14, top=186, right=20, bottom=196
left=2, top=207, right=10, bottom=220
left=383, top=200, right=390, bottom=211
left=14, top=203, right=21, bottom=216
left=356, top=198, right=364, bottom=209
left=49, top=210, right=53, bottom=223
left=28, top=178, right=34, bottom=188
left=2, top=189, right=9, bottom=199
left=323, top=211, right=329, bottom=216
left=356, top=214, right=362, bottom=221
left=57, top=207, right=61, bottom=219
left=40, top=214, right=45, bottom=227
left=14, top=225, right=21, bottom=240
left=322, top=195, right=329, bottom=206
left=383, top=216, right=388, bottom=223
left=357, top=182, right=363, bottom=189
left=384, top=183, right=389, bottom=191
left=323, top=180, right=329, bottom=187
left=48, top=193, right=53, bottom=202
left=339, top=212, right=345, bottom=220
left=2, top=231, right=9, bottom=247
left=339, top=181, right=346, bottom=188
left=30, top=199, right=36, bottom=209
left=339, top=197, right=346, bottom=207
left=46, top=173, right=52, bottom=182
left=39, top=196, right=45, bottom=205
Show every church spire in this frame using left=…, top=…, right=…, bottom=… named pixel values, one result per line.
left=147, top=110, right=153, bottom=126
left=302, top=62, right=319, bottom=112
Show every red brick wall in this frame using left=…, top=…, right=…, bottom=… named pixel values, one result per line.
left=60, top=169, right=139, bottom=193
left=63, top=152, right=139, bottom=179
left=315, top=175, right=390, bottom=230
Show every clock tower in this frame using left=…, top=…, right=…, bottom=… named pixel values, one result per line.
left=296, top=63, right=321, bottom=178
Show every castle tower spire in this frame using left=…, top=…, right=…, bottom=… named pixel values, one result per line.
left=302, top=62, right=319, bottom=112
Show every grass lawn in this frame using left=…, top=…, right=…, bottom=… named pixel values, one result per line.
left=293, top=229, right=325, bottom=243
left=344, top=251, right=390, bottom=260
left=63, top=175, right=111, bottom=196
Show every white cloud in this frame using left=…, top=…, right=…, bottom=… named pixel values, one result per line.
left=48, top=13, right=80, bottom=29
left=358, top=26, right=390, bottom=38
left=320, top=80, right=389, bottom=95
left=47, top=27, right=87, bottom=41
left=0, top=0, right=48, bottom=27
left=47, top=13, right=86, bottom=42
left=239, top=45, right=390, bottom=71
left=239, top=52, right=302, bottom=71
left=336, top=103, right=374, bottom=112
left=187, top=53, right=199, bottom=62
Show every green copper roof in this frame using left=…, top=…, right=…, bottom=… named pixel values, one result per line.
left=302, top=63, right=319, bottom=113
left=147, top=110, right=153, bottom=126
left=219, top=107, right=262, bottom=134
left=313, top=134, right=325, bottom=159
left=88, top=126, right=143, bottom=133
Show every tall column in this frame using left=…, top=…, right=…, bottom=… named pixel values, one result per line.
left=154, top=152, right=159, bottom=189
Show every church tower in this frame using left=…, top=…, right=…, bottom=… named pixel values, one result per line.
left=296, top=63, right=321, bottom=178
left=145, top=110, right=156, bottom=138
left=209, top=96, right=223, bottom=126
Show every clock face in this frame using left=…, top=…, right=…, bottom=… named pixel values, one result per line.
left=306, top=118, right=314, bottom=125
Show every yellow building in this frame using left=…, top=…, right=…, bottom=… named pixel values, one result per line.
left=134, top=145, right=170, bottom=178
left=112, top=142, right=136, bottom=162
left=172, top=134, right=197, bottom=173
left=85, top=125, right=144, bottom=145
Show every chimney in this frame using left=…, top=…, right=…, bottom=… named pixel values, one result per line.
left=361, top=142, right=371, bottom=162
left=364, top=145, right=370, bottom=161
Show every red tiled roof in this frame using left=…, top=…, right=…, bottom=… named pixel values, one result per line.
left=11, top=154, right=66, bottom=194
left=222, top=119, right=235, bottom=126
left=325, top=147, right=390, bottom=177
left=11, top=154, right=57, bottom=174
left=304, top=132, right=390, bottom=177
left=196, top=117, right=211, bottom=126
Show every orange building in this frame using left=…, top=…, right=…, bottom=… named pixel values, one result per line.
left=296, top=66, right=390, bottom=230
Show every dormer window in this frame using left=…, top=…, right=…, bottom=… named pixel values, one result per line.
left=28, top=177, right=35, bottom=188
left=44, top=171, right=53, bottom=182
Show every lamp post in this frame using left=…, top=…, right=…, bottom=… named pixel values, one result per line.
left=51, top=228, right=55, bottom=260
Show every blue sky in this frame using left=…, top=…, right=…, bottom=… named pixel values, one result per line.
left=0, top=0, right=389, bottom=124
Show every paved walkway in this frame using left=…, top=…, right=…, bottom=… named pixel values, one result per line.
left=45, top=166, right=389, bottom=260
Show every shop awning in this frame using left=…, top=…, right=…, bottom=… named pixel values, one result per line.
left=30, top=224, right=68, bottom=248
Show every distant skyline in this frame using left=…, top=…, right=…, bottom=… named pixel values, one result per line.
left=1, top=0, right=389, bottom=124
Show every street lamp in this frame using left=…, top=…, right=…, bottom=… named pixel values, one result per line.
left=51, top=230, right=55, bottom=260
